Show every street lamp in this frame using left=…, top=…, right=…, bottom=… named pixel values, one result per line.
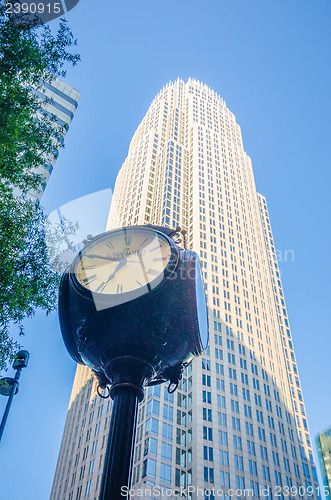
left=59, top=225, right=208, bottom=499
left=0, top=350, right=30, bottom=443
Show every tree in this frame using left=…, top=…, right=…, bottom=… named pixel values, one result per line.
left=0, top=5, right=80, bottom=369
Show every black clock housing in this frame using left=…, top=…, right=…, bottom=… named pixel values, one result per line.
left=59, top=225, right=208, bottom=388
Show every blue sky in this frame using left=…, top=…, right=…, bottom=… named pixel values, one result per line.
left=0, top=1, right=330, bottom=498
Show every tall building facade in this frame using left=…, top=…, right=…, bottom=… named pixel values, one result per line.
left=316, top=427, right=331, bottom=497
left=51, top=79, right=319, bottom=500
left=30, top=76, right=80, bottom=200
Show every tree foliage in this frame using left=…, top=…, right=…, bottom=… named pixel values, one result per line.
left=0, top=187, right=60, bottom=368
left=0, top=6, right=80, bottom=369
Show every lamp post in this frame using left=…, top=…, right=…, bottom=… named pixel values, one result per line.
left=58, top=225, right=208, bottom=500
left=0, top=350, right=30, bottom=443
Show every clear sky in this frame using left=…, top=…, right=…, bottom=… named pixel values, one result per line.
left=0, top=1, right=330, bottom=498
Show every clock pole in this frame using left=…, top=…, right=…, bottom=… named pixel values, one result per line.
left=99, top=388, right=139, bottom=499
left=98, top=357, right=154, bottom=500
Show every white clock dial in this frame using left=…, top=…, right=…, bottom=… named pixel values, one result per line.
left=74, top=229, right=173, bottom=295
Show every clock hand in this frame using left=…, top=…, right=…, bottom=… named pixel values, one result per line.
left=106, top=257, right=127, bottom=282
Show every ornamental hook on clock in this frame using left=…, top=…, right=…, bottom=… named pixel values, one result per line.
left=82, top=234, right=94, bottom=246
left=169, top=226, right=187, bottom=249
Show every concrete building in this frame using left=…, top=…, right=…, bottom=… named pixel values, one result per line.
left=50, top=79, right=319, bottom=500
left=30, top=76, right=80, bottom=200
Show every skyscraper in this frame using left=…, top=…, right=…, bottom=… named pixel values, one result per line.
left=50, top=79, right=319, bottom=500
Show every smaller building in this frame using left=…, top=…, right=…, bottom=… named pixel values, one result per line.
left=316, top=426, right=331, bottom=496
left=30, top=76, right=80, bottom=200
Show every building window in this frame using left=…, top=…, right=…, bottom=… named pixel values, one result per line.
left=146, top=418, right=159, bottom=436
left=142, top=458, right=156, bottom=479
left=84, top=480, right=92, bottom=496
left=160, top=463, right=171, bottom=484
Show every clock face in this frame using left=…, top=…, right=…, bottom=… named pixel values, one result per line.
left=73, top=228, right=174, bottom=296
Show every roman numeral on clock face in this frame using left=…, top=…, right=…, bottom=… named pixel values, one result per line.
left=96, top=282, right=107, bottom=293
left=117, top=284, right=123, bottom=293
left=125, top=237, right=131, bottom=246
left=139, top=238, right=149, bottom=247
left=83, top=274, right=97, bottom=285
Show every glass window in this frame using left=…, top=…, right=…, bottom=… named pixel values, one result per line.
left=147, top=458, right=156, bottom=478
left=146, top=418, right=159, bottom=436
left=160, top=463, right=171, bottom=484
left=161, top=442, right=172, bottom=461
left=148, top=437, right=157, bottom=456
left=147, top=399, right=160, bottom=416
